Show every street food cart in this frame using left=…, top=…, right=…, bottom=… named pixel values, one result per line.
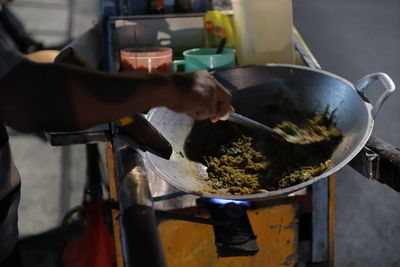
left=52, top=1, right=398, bottom=266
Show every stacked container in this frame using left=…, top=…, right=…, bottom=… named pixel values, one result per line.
left=231, top=0, right=294, bottom=65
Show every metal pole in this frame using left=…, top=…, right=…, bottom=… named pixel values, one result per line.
left=67, top=0, right=75, bottom=42
left=115, top=142, right=166, bottom=267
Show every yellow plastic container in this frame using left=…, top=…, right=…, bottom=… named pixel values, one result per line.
left=204, top=11, right=236, bottom=49
left=231, top=0, right=295, bottom=65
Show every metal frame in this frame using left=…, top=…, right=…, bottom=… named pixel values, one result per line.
left=294, top=28, right=334, bottom=266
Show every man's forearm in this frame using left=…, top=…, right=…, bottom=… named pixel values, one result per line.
left=0, top=59, right=175, bottom=132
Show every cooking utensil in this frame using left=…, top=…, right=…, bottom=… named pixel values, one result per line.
left=144, top=64, right=395, bottom=201
left=216, top=38, right=227, bottom=54
left=116, top=113, right=172, bottom=160
left=219, top=112, right=316, bottom=145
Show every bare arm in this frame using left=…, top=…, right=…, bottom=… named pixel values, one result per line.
left=0, top=59, right=233, bottom=132
left=25, top=50, right=60, bottom=63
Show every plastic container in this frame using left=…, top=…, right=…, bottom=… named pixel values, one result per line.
left=120, top=47, right=172, bottom=73
left=204, top=11, right=236, bottom=49
left=231, top=0, right=294, bottom=65
left=173, top=48, right=236, bottom=72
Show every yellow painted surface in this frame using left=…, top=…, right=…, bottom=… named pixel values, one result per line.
left=158, top=204, right=298, bottom=267
left=115, top=116, right=134, bottom=127
left=104, top=142, right=124, bottom=267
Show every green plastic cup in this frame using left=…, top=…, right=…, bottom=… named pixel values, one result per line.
left=173, top=48, right=236, bottom=72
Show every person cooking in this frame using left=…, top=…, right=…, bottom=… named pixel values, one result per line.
left=0, top=3, right=234, bottom=265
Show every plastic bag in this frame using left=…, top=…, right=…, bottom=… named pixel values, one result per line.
left=204, top=11, right=235, bottom=49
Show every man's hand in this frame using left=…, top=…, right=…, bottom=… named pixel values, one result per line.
left=167, top=70, right=235, bottom=122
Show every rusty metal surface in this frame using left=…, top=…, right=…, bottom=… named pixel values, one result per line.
left=158, top=204, right=298, bottom=267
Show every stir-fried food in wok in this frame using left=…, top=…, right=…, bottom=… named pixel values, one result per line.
left=278, top=160, right=331, bottom=188
left=273, top=106, right=342, bottom=144
left=205, top=136, right=269, bottom=195
left=203, top=109, right=342, bottom=195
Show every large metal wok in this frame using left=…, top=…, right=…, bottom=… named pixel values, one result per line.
left=144, top=64, right=395, bottom=201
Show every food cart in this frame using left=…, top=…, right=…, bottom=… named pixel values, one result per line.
left=52, top=1, right=398, bottom=266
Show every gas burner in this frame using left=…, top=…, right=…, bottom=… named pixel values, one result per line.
left=196, top=198, right=259, bottom=257
left=209, top=198, right=252, bottom=207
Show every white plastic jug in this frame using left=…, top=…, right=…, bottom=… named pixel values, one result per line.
left=231, top=0, right=294, bottom=65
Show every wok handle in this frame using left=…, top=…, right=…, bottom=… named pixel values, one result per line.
left=355, top=72, right=395, bottom=119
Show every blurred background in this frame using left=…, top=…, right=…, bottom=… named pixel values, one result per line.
left=5, top=0, right=400, bottom=266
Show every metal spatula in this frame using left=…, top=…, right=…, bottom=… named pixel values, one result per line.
left=219, top=113, right=311, bottom=145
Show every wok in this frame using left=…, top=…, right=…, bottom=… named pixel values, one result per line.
left=144, top=64, right=395, bottom=201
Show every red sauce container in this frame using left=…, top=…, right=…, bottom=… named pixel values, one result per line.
left=120, top=47, right=172, bottom=73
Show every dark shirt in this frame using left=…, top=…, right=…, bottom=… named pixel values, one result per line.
left=0, top=14, right=23, bottom=261
left=0, top=14, right=23, bottom=201
left=0, top=124, right=20, bottom=262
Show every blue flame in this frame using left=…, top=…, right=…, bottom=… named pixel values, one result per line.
left=210, top=198, right=252, bottom=207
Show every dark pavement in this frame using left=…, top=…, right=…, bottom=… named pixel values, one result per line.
left=294, top=0, right=400, bottom=266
